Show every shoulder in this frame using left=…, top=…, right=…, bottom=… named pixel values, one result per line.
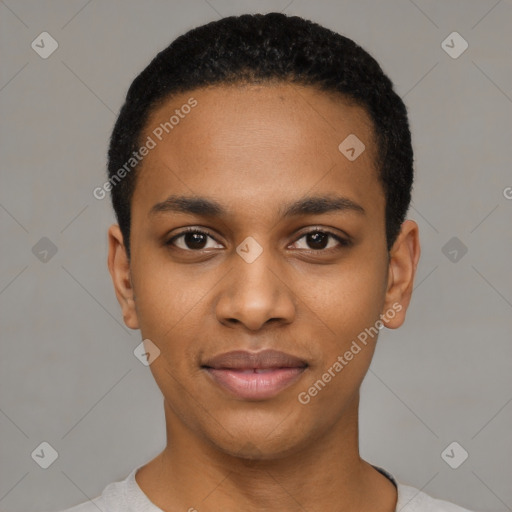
left=396, top=482, right=474, bottom=512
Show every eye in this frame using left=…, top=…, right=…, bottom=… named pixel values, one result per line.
left=166, top=228, right=223, bottom=251
left=166, top=227, right=351, bottom=253
left=291, top=229, right=350, bottom=251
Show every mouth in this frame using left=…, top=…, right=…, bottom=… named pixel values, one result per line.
left=201, top=349, right=308, bottom=401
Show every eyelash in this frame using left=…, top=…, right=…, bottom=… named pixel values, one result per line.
left=165, top=227, right=351, bottom=253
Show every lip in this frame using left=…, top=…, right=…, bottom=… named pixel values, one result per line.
left=202, top=349, right=308, bottom=400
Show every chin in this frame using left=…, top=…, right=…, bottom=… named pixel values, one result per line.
left=203, top=412, right=310, bottom=461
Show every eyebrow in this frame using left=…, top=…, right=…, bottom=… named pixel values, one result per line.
left=149, top=194, right=365, bottom=218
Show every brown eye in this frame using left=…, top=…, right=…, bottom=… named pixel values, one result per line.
left=166, top=229, right=223, bottom=251
left=306, top=231, right=329, bottom=250
left=292, top=230, right=350, bottom=251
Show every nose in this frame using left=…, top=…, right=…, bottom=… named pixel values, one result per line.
left=215, top=245, right=296, bottom=332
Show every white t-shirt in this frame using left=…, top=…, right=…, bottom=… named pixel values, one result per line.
left=52, top=465, right=473, bottom=512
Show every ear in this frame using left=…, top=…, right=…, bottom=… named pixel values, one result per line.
left=381, top=220, right=421, bottom=329
left=107, top=224, right=139, bottom=330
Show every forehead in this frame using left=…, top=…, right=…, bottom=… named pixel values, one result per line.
left=132, top=83, right=383, bottom=224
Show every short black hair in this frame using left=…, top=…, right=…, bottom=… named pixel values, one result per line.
left=107, top=12, right=413, bottom=258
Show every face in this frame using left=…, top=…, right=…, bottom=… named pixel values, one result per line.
left=108, top=83, right=419, bottom=459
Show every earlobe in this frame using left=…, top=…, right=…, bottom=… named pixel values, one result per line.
left=381, top=220, right=421, bottom=329
left=107, top=224, right=139, bottom=330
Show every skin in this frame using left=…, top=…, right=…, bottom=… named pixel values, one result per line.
left=108, top=82, right=420, bottom=512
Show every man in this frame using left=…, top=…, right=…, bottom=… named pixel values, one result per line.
left=59, top=12, right=472, bottom=512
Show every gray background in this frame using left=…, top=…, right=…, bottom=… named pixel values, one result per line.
left=1, top=1, right=511, bottom=511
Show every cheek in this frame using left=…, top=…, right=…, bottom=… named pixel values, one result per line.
left=131, top=266, right=207, bottom=402
left=130, top=255, right=227, bottom=383
left=295, top=262, right=387, bottom=417
left=303, top=255, right=388, bottom=340
left=132, top=256, right=205, bottom=335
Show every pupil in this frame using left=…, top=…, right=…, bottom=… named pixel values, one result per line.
left=308, top=232, right=328, bottom=249
left=186, top=232, right=207, bottom=249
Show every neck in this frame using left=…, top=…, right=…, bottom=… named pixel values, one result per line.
left=136, top=394, right=396, bottom=512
